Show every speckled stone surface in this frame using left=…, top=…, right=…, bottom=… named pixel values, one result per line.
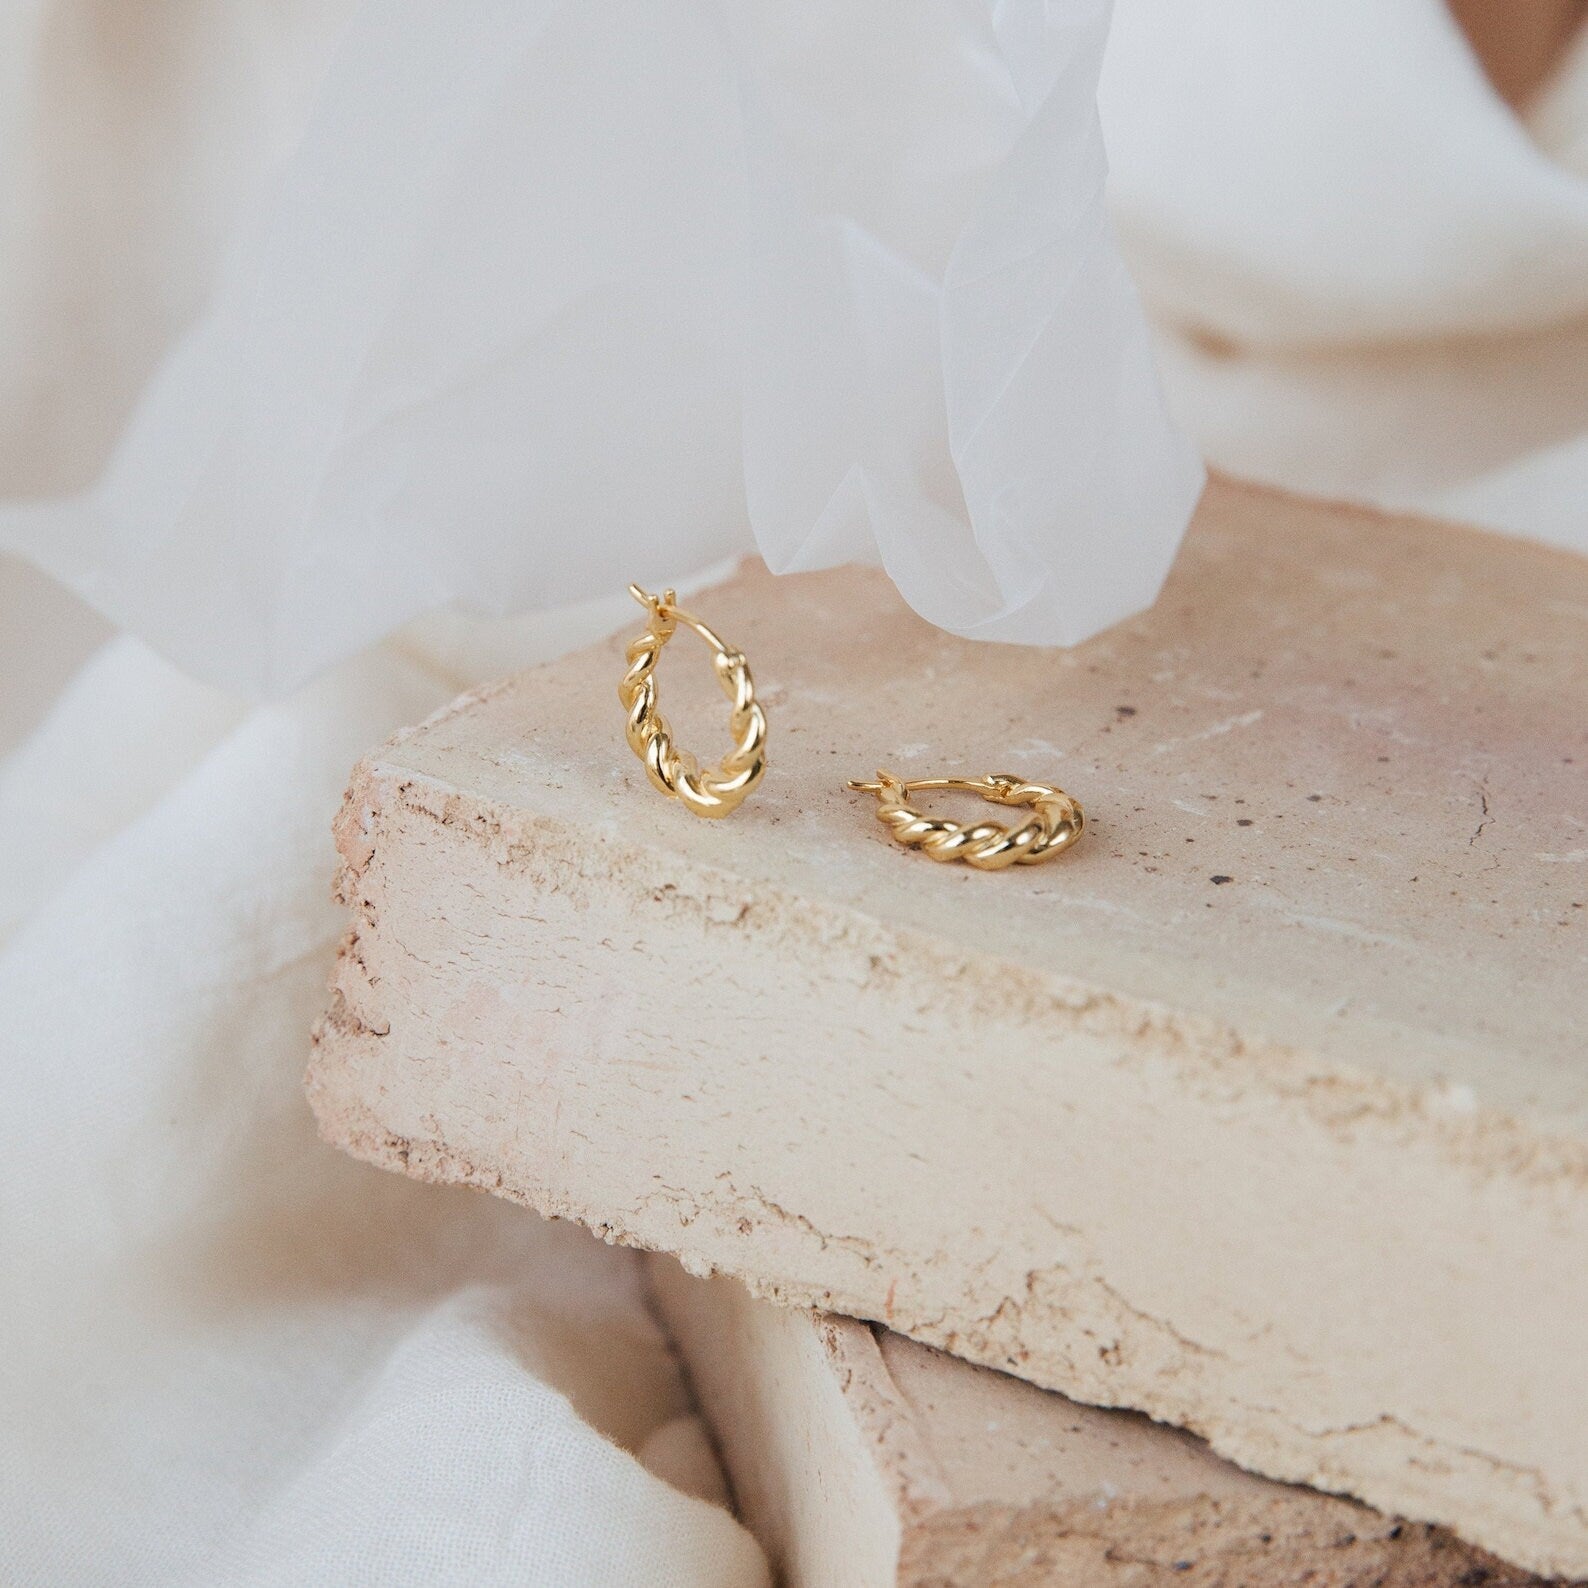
left=309, top=478, right=1588, bottom=1576
left=650, top=1260, right=1563, bottom=1588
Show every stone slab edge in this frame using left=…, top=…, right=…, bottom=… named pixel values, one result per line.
left=307, top=755, right=1588, bottom=1578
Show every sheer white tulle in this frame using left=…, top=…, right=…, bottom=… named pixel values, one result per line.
left=0, top=0, right=1201, bottom=697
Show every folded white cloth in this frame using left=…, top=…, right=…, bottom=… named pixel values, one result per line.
left=0, top=595, right=769, bottom=1588
left=1102, top=0, right=1588, bottom=556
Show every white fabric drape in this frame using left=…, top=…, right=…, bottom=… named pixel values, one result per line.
left=0, top=0, right=1200, bottom=697
left=0, top=590, right=770, bottom=1588
left=1102, top=0, right=1588, bottom=555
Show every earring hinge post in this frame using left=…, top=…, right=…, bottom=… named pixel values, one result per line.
left=848, top=774, right=1008, bottom=797
left=629, top=584, right=732, bottom=655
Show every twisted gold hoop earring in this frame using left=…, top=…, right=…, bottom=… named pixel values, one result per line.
left=848, top=770, right=1083, bottom=869
left=619, top=585, right=767, bottom=818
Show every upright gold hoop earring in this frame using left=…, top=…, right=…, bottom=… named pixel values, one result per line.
left=848, top=770, right=1083, bottom=869
left=619, top=585, right=767, bottom=818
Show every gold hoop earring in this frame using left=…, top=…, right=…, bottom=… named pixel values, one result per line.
left=619, top=585, right=767, bottom=818
left=847, top=770, right=1083, bottom=869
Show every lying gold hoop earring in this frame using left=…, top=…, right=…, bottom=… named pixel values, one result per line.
left=619, top=585, right=767, bottom=818
left=847, top=769, right=1084, bottom=869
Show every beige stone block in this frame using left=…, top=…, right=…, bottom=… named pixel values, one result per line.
left=307, top=479, right=1588, bottom=1576
left=648, top=1258, right=1555, bottom=1587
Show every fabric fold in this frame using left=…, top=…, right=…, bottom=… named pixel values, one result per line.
left=0, top=0, right=1200, bottom=696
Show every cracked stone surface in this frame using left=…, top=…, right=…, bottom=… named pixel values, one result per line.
left=648, top=1259, right=1565, bottom=1587
left=307, top=478, right=1588, bottom=1577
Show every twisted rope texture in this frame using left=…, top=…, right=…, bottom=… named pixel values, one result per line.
left=866, top=772, right=1083, bottom=869
left=619, top=609, right=766, bottom=818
